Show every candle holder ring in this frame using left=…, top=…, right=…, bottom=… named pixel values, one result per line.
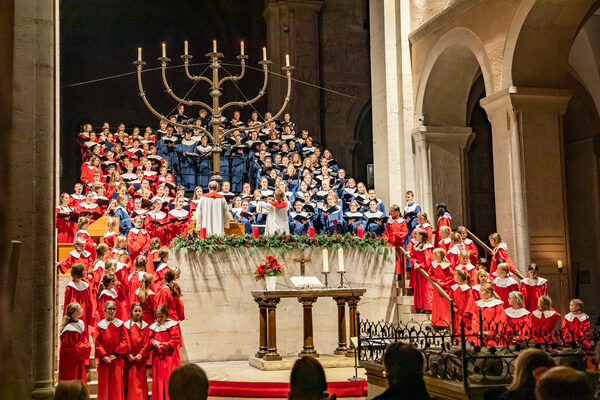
left=322, top=271, right=330, bottom=288
left=338, top=271, right=345, bottom=288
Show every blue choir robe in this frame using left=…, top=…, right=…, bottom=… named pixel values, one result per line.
left=344, top=211, right=366, bottom=234
left=233, top=210, right=253, bottom=235
left=248, top=201, right=267, bottom=232
left=364, top=210, right=386, bottom=236
left=403, top=201, right=422, bottom=247
left=230, top=145, right=248, bottom=193
left=196, top=144, right=212, bottom=190
left=157, top=135, right=179, bottom=178
left=114, top=205, right=132, bottom=236
left=220, top=148, right=231, bottom=183
left=319, top=205, right=344, bottom=235
left=289, top=211, right=312, bottom=235
left=176, top=138, right=199, bottom=191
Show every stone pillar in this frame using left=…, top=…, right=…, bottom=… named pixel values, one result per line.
left=481, top=88, right=572, bottom=303
left=263, top=0, right=323, bottom=141
left=412, top=126, right=472, bottom=227
left=369, top=0, right=414, bottom=207
left=0, top=0, right=56, bottom=398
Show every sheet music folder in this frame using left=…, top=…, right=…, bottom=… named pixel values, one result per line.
left=290, top=276, right=324, bottom=289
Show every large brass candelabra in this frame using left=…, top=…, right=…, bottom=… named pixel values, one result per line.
left=134, top=41, right=293, bottom=181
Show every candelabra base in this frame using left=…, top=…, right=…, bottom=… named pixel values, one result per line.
left=322, top=271, right=330, bottom=288
left=338, top=271, right=345, bottom=288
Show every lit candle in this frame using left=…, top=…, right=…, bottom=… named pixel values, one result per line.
left=308, top=227, right=315, bottom=238
left=338, top=248, right=344, bottom=272
left=200, top=227, right=206, bottom=239
left=322, top=249, right=329, bottom=273
left=357, top=226, right=364, bottom=239
left=558, top=260, right=563, bottom=271
left=240, top=41, right=244, bottom=55
left=213, top=40, right=217, bottom=53
left=262, top=47, right=267, bottom=61
left=184, top=41, right=188, bottom=55
left=137, top=47, right=142, bottom=62
left=285, top=54, right=290, bottom=67
left=162, top=43, right=166, bottom=58
left=252, top=227, right=259, bottom=239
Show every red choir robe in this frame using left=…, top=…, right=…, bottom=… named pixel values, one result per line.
left=128, top=271, right=146, bottom=306
left=152, top=262, right=169, bottom=292
left=167, top=209, right=190, bottom=243
left=450, top=284, right=475, bottom=334
left=124, top=320, right=150, bottom=400
left=409, top=243, right=434, bottom=311
left=58, top=249, right=93, bottom=274
left=91, top=260, right=105, bottom=297
left=156, top=285, right=184, bottom=322
left=69, top=193, right=85, bottom=208
left=146, top=249, right=159, bottom=273
left=503, top=307, right=531, bottom=342
left=81, top=165, right=101, bottom=185
left=382, top=217, right=409, bottom=274
left=531, top=309, right=560, bottom=344
left=490, top=242, right=517, bottom=276
left=472, top=284, right=482, bottom=302
left=455, top=263, right=477, bottom=285
left=446, top=244, right=465, bottom=268
left=97, top=288, right=129, bottom=322
left=127, top=228, right=150, bottom=261
left=58, top=320, right=91, bottom=384
left=146, top=210, right=169, bottom=245
left=519, top=277, right=548, bottom=312
left=115, top=262, right=131, bottom=298
left=437, top=237, right=452, bottom=252
left=56, top=205, right=77, bottom=243
left=75, top=229, right=97, bottom=263
left=149, top=319, right=182, bottom=400
left=413, top=223, right=433, bottom=242
left=428, top=261, right=454, bottom=327
left=175, top=297, right=185, bottom=321
left=473, top=298, right=506, bottom=347
left=63, top=280, right=95, bottom=330
left=103, top=231, right=118, bottom=250
left=434, top=215, right=451, bottom=248
left=463, top=238, right=478, bottom=265
left=492, top=276, right=519, bottom=308
left=136, top=287, right=156, bottom=325
left=95, top=318, right=129, bottom=400
left=562, top=312, right=592, bottom=348
left=76, top=202, right=102, bottom=224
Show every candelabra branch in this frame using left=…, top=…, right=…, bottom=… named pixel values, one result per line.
left=182, top=55, right=213, bottom=85
left=220, top=60, right=269, bottom=115
left=161, top=60, right=212, bottom=110
left=221, top=66, right=293, bottom=138
left=218, top=55, right=248, bottom=87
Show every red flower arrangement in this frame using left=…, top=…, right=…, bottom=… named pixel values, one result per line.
left=255, top=255, right=285, bottom=281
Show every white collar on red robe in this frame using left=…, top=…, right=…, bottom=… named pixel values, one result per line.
left=60, top=320, right=85, bottom=335
left=169, top=209, right=189, bottom=218
left=128, top=270, right=145, bottom=281
left=472, top=284, right=481, bottom=291
left=417, top=223, right=430, bottom=229
left=463, top=238, right=473, bottom=245
left=522, top=277, right=547, bottom=287
left=389, top=217, right=406, bottom=225
left=504, top=307, right=530, bottom=319
left=149, top=318, right=179, bottom=332
left=564, top=312, right=589, bottom=322
left=97, top=318, right=124, bottom=329
left=93, top=260, right=105, bottom=272
left=70, top=249, right=91, bottom=258
left=76, top=230, right=91, bottom=238
left=476, top=298, right=504, bottom=308
left=456, top=263, right=475, bottom=271
left=116, top=262, right=128, bottom=272
left=492, top=276, right=518, bottom=287
left=66, top=280, right=89, bottom=291
left=155, top=262, right=169, bottom=272
left=532, top=310, right=557, bottom=319
left=71, top=194, right=85, bottom=200
left=414, top=242, right=434, bottom=251
left=442, top=237, right=451, bottom=245
left=451, top=283, right=471, bottom=292
left=129, top=227, right=147, bottom=235
left=103, top=231, right=117, bottom=238
left=124, top=320, right=148, bottom=330
left=79, top=202, right=99, bottom=210
left=432, top=261, right=451, bottom=269
left=135, top=287, right=155, bottom=296
left=99, top=288, right=118, bottom=299
left=448, top=244, right=464, bottom=254
left=493, top=242, right=508, bottom=255
left=148, top=210, right=167, bottom=219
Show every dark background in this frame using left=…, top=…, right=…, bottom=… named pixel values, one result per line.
left=60, top=0, right=269, bottom=191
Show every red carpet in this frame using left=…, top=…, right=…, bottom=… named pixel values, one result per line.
left=208, top=380, right=368, bottom=398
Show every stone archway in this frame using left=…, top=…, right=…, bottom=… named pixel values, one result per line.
left=352, top=101, right=373, bottom=186
left=413, top=28, right=493, bottom=227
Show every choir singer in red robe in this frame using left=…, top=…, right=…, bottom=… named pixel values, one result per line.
left=382, top=204, right=408, bottom=275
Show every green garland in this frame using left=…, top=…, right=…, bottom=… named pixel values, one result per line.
left=171, top=232, right=391, bottom=258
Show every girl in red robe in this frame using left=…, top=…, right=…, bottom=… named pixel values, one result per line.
left=149, top=304, right=182, bottom=400
left=103, top=217, right=119, bottom=251
left=146, top=199, right=169, bottom=246
left=128, top=256, right=147, bottom=307
left=97, top=273, right=129, bottom=322
left=76, top=192, right=102, bottom=224
left=455, top=250, right=477, bottom=284
left=414, top=212, right=433, bottom=242
left=57, top=238, right=93, bottom=274
left=114, top=250, right=132, bottom=299
left=409, top=229, right=434, bottom=313
left=75, top=217, right=97, bottom=263
left=146, top=238, right=162, bottom=273
left=96, top=300, right=129, bottom=400
left=69, top=183, right=86, bottom=208
left=492, top=263, right=519, bottom=307
left=381, top=204, right=408, bottom=275
left=127, top=217, right=151, bottom=261
left=124, top=303, right=150, bottom=400
left=519, top=263, right=548, bottom=312
left=63, top=263, right=94, bottom=332
left=57, top=192, right=77, bottom=243
left=562, top=298, right=592, bottom=348
left=530, top=295, right=560, bottom=345
left=450, top=270, right=475, bottom=335
left=434, top=203, right=451, bottom=248
left=456, top=226, right=478, bottom=265
left=445, top=233, right=465, bottom=268
left=152, top=247, right=171, bottom=292
left=429, top=248, right=454, bottom=327
left=473, top=283, right=505, bottom=347
left=488, top=233, right=517, bottom=276
left=472, top=269, right=489, bottom=302
left=59, top=302, right=91, bottom=384
left=167, top=196, right=190, bottom=242
left=156, top=268, right=185, bottom=322
left=137, top=273, right=156, bottom=325
left=503, top=291, right=531, bottom=343
left=91, top=244, right=109, bottom=297
left=436, top=226, right=452, bottom=252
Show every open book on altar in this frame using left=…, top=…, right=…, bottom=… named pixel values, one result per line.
left=290, top=276, right=324, bottom=289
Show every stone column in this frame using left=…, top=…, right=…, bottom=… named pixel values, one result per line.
left=263, top=0, right=323, bottom=141
left=481, top=88, right=572, bottom=303
left=412, top=126, right=472, bottom=226
left=0, top=0, right=56, bottom=398
left=369, top=0, right=414, bottom=207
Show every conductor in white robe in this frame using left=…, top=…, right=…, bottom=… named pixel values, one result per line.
left=195, top=181, right=230, bottom=235
left=256, top=188, right=291, bottom=235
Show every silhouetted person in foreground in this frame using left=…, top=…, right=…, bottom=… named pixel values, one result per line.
left=54, top=380, right=89, bottom=400
left=373, top=342, right=431, bottom=400
left=288, top=356, right=333, bottom=400
left=168, top=363, right=209, bottom=400
left=535, top=366, right=592, bottom=400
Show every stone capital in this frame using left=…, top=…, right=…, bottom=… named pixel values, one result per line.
left=481, top=87, right=573, bottom=115
left=411, top=125, right=472, bottom=147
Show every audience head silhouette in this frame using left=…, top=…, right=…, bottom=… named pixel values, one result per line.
left=535, top=366, right=592, bottom=400
left=53, top=380, right=89, bottom=400
left=373, top=342, right=430, bottom=400
left=288, top=356, right=328, bottom=400
left=168, top=363, right=209, bottom=400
